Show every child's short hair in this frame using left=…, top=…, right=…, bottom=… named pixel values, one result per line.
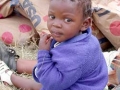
left=50, top=0, right=92, bottom=18
left=70, top=0, right=92, bottom=18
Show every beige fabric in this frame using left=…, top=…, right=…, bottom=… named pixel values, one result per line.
left=92, top=0, right=120, bottom=49
left=92, top=22, right=112, bottom=50
left=0, top=14, right=38, bottom=45
left=0, top=0, right=14, bottom=18
left=16, top=0, right=50, bottom=34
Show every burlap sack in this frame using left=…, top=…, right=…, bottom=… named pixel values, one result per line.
left=0, top=0, right=13, bottom=18
left=16, top=0, right=50, bottom=34
left=14, top=3, right=28, bottom=18
left=0, top=14, right=38, bottom=46
left=92, top=22, right=112, bottom=51
left=92, top=0, right=120, bottom=49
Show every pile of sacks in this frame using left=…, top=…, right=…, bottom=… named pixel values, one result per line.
left=92, top=0, right=120, bottom=50
left=1, top=0, right=120, bottom=50
left=0, top=0, right=117, bottom=51
left=0, top=0, right=49, bottom=46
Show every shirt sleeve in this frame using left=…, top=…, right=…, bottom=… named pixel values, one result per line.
left=33, top=47, right=86, bottom=90
left=33, top=66, right=39, bottom=82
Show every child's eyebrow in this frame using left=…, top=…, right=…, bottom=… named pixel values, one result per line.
left=48, top=10, right=55, bottom=13
left=62, top=13, right=75, bottom=17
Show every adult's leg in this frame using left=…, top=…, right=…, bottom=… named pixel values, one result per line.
left=16, top=59, right=37, bottom=74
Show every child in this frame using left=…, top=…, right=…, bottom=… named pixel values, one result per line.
left=32, top=0, right=108, bottom=90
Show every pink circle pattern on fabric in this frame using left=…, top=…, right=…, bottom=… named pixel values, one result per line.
left=110, top=21, right=120, bottom=36
left=2, top=32, right=13, bottom=44
left=19, top=24, right=32, bottom=33
left=43, top=15, right=48, bottom=22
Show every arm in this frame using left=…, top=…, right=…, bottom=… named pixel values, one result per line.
left=33, top=43, right=86, bottom=90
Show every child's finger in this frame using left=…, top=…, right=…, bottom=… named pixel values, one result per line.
left=40, top=34, right=47, bottom=43
left=39, top=32, right=47, bottom=38
left=46, top=37, right=53, bottom=45
left=40, top=34, right=51, bottom=43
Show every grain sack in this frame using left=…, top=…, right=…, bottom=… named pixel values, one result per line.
left=0, top=14, right=38, bottom=46
left=92, top=22, right=112, bottom=51
left=14, top=3, right=28, bottom=18
left=0, top=0, right=13, bottom=18
left=0, top=0, right=19, bottom=18
left=92, top=0, right=120, bottom=49
left=16, top=0, right=50, bottom=34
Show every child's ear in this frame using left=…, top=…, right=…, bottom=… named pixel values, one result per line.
left=81, top=17, right=92, bottom=31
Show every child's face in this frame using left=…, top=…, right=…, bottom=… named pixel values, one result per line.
left=47, top=0, right=88, bottom=42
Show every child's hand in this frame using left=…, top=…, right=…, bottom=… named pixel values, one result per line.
left=39, top=32, right=52, bottom=50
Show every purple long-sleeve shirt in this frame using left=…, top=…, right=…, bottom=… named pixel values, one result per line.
left=33, top=28, right=108, bottom=90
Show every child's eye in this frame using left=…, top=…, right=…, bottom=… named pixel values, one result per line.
left=49, top=15, right=55, bottom=19
left=64, top=18, right=72, bottom=22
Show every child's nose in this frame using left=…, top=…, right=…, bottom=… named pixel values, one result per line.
left=52, top=20, right=61, bottom=28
